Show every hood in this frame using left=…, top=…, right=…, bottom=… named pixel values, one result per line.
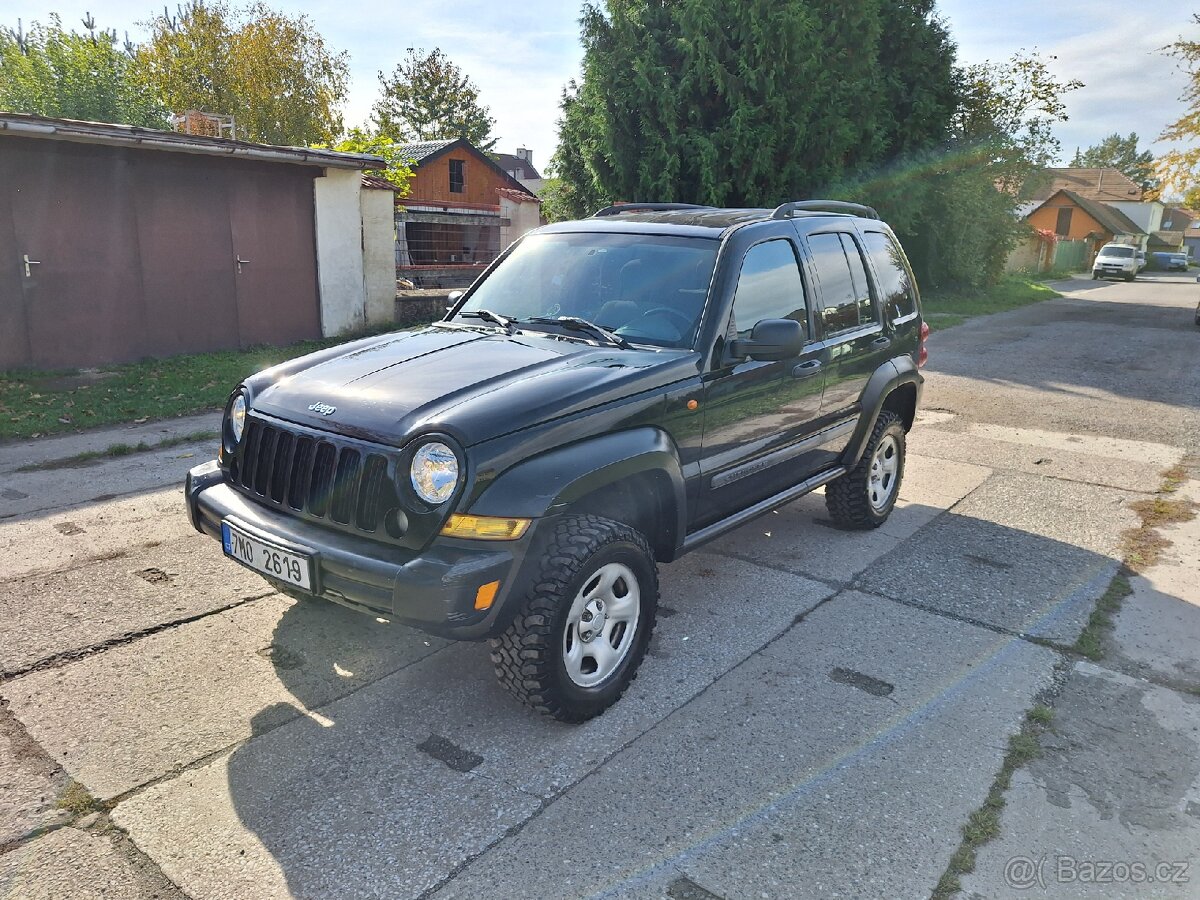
left=248, top=326, right=696, bottom=446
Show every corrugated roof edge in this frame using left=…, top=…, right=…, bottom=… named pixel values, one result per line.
left=0, top=111, right=383, bottom=169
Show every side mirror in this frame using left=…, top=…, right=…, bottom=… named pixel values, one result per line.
left=728, top=318, right=805, bottom=362
left=445, top=290, right=464, bottom=314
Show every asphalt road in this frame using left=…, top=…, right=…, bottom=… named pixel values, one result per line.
left=1, top=271, right=1197, bottom=899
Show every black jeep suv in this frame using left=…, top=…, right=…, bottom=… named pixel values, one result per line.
left=185, top=200, right=926, bottom=721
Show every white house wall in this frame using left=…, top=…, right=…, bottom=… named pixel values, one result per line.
left=313, top=168, right=367, bottom=336
left=500, top=196, right=543, bottom=252
left=1106, top=201, right=1164, bottom=235
left=360, top=188, right=396, bottom=326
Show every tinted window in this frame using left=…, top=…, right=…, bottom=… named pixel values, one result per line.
left=841, top=234, right=877, bottom=326
left=862, top=231, right=916, bottom=320
left=808, top=233, right=859, bottom=334
left=731, top=240, right=808, bottom=339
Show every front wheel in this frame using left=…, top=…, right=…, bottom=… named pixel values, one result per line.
left=825, top=411, right=906, bottom=529
left=489, top=515, right=658, bottom=722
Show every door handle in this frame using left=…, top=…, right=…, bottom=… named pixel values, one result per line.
left=871, top=336, right=891, bottom=348
left=22, top=254, right=41, bottom=278
left=792, top=360, right=822, bottom=378
left=236, top=256, right=250, bottom=273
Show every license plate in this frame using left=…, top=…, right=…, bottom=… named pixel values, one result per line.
left=221, top=520, right=314, bottom=591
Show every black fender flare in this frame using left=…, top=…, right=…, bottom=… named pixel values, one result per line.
left=468, top=427, right=687, bottom=546
left=840, top=357, right=923, bottom=467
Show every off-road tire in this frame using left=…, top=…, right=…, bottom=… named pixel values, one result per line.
left=489, top=514, right=658, bottom=723
left=825, top=410, right=906, bottom=530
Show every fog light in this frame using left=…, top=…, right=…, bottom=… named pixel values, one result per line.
left=441, top=514, right=530, bottom=541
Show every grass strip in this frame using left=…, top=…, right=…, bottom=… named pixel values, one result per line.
left=931, top=706, right=1055, bottom=900
left=15, top=429, right=218, bottom=473
left=923, top=277, right=1061, bottom=333
left=0, top=324, right=401, bottom=441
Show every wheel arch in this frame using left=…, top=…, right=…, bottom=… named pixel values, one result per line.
left=839, top=359, right=923, bottom=468
left=467, top=427, right=687, bottom=561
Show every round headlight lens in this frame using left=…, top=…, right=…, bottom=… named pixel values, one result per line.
left=229, top=394, right=247, bottom=445
left=410, top=442, right=459, bottom=505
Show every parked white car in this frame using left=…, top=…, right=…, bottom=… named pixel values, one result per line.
left=1092, top=243, right=1139, bottom=282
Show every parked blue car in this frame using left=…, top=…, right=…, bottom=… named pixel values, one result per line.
left=1151, top=251, right=1190, bottom=271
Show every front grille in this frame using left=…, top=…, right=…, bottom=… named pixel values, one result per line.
left=230, top=416, right=397, bottom=536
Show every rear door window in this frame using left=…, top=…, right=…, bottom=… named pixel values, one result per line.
left=807, top=233, right=860, bottom=335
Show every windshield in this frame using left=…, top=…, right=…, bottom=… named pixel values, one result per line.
left=454, top=232, right=719, bottom=348
left=1100, top=246, right=1135, bottom=258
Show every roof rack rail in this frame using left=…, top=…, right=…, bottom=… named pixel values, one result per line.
left=592, top=202, right=712, bottom=217
left=771, top=200, right=879, bottom=220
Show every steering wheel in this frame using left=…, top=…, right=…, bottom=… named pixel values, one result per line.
left=630, top=306, right=695, bottom=338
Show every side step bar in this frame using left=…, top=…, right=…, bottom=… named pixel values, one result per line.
left=680, top=465, right=848, bottom=554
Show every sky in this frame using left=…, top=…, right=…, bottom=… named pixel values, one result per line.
left=0, top=0, right=1195, bottom=170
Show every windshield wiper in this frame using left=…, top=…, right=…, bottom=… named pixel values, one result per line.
left=525, top=316, right=632, bottom=350
left=458, top=309, right=516, bottom=333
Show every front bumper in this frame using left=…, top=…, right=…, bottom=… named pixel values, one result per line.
left=185, top=461, right=535, bottom=640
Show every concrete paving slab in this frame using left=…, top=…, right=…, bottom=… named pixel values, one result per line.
left=858, top=473, right=1134, bottom=644
left=0, top=439, right=212, bottom=520
left=319, top=552, right=836, bottom=799
left=0, top=532, right=272, bottom=677
left=702, top=454, right=990, bottom=585
left=3, top=595, right=447, bottom=800
left=1112, top=480, right=1200, bottom=690
left=960, top=424, right=1182, bottom=470
left=0, top=412, right=220, bottom=475
left=0, top=487, right=194, bottom=583
left=111, top=693, right=541, bottom=900
left=859, top=510, right=1118, bottom=644
left=434, top=591, right=1058, bottom=900
left=0, top=707, right=70, bottom=847
left=950, top=472, right=1137, bottom=557
left=910, top=428, right=1172, bottom=495
left=0, top=826, right=184, bottom=899
left=964, top=662, right=1200, bottom=899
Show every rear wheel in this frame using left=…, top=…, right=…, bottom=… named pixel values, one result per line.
left=489, top=515, right=658, bottom=722
left=825, top=411, right=906, bottom=529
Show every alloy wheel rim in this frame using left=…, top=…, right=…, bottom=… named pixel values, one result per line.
left=562, top=561, right=641, bottom=688
left=868, top=434, right=900, bottom=512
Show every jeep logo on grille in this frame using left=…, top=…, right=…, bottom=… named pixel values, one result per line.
left=307, top=402, right=337, bottom=416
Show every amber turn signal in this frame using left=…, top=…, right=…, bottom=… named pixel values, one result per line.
left=441, top=514, right=531, bottom=541
left=474, top=580, right=501, bottom=611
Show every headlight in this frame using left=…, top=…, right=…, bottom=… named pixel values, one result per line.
left=410, top=442, right=459, bottom=504
left=225, top=393, right=247, bottom=453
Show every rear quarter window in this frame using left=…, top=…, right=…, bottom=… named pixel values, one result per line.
left=862, top=231, right=916, bottom=321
